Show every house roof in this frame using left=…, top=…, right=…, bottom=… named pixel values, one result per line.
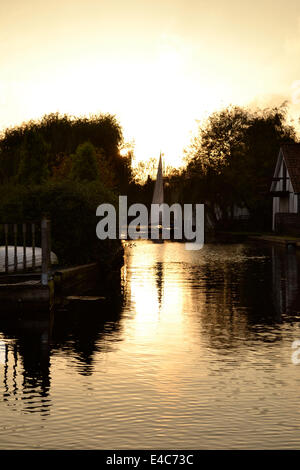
left=281, top=143, right=300, bottom=193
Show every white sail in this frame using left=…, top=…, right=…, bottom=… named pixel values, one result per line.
left=150, top=153, right=164, bottom=226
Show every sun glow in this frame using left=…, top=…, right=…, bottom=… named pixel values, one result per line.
left=1, top=0, right=299, bottom=168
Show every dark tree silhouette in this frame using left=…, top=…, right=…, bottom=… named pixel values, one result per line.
left=184, top=105, right=297, bottom=229
left=70, top=142, right=99, bottom=182
left=0, top=112, right=132, bottom=190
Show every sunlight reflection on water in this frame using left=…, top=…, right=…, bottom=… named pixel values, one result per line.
left=1, top=241, right=300, bottom=449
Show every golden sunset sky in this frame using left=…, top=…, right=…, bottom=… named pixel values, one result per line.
left=1, top=0, right=300, bottom=166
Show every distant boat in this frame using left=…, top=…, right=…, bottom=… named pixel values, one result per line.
left=0, top=246, right=58, bottom=273
left=150, top=152, right=164, bottom=227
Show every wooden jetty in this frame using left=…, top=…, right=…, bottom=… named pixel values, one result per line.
left=0, top=218, right=114, bottom=314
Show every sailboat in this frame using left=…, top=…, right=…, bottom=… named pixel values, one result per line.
left=149, top=153, right=165, bottom=240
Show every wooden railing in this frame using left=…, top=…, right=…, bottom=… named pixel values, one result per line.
left=1, top=218, right=51, bottom=285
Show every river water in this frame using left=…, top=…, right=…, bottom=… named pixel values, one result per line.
left=0, top=240, right=300, bottom=449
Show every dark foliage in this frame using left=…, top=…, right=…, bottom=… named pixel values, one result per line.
left=0, top=181, right=122, bottom=266
left=184, top=105, right=297, bottom=230
left=0, top=112, right=132, bottom=189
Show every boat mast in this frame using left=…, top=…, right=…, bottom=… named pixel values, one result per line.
left=151, top=152, right=164, bottom=226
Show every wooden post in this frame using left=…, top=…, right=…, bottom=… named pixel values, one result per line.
left=22, top=223, right=26, bottom=271
left=13, top=224, right=17, bottom=272
left=41, top=218, right=51, bottom=286
left=31, top=223, right=36, bottom=270
left=4, top=224, right=8, bottom=273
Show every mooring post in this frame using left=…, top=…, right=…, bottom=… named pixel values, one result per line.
left=4, top=224, right=8, bottom=273
left=41, top=217, right=51, bottom=286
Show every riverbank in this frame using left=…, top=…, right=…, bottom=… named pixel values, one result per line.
left=214, top=231, right=300, bottom=247
left=248, top=234, right=300, bottom=247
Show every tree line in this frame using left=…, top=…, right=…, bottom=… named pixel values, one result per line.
left=155, top=105, right=296, bottom=231
left=0, top=112, right=132, bottom=191
left=0, top=104, right=298, bottom=249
